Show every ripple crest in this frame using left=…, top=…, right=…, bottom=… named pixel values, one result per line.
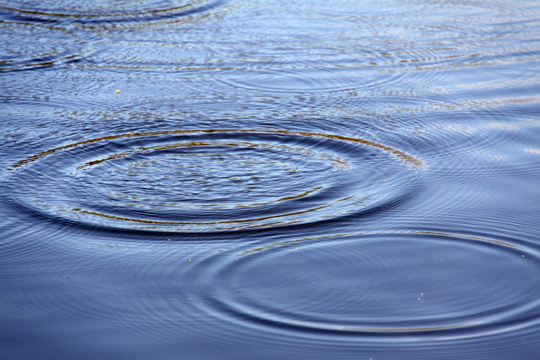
left=5, top=129, right=422, bottom=232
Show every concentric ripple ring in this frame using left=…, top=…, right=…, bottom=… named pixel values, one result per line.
left=189, top=231, right=540, bottom=340
left=4, top=129, right=423, bottom=232
left=0, top=22, right=90, bottom=72
left=0, top=0, right=231, bottom=24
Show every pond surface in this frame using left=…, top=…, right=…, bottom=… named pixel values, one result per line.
left=1, top=0, right=540, bottom=358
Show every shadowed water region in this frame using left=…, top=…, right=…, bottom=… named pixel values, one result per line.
left=1, top=0, right=540, bottom=359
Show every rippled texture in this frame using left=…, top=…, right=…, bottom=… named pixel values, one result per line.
left=6, top=129, right=421, bottom=231
left=209, top=232, right=540, bottom=337
left=0, top=0, right=230, bottom=24
left=1, top=0, right=540, bottom=359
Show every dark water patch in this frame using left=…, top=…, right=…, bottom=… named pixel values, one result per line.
left=1, top=229, right=539, bottom=358
left=0, top=234, right=220, bottom=359
left=4, top=129, right=423, bottom=233
left=191, top=231, right=540, bottom=341
left=0, top=0, right=232, bottom=25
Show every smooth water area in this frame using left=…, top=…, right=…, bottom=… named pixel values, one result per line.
left=1, top=0, right=540, bottom=358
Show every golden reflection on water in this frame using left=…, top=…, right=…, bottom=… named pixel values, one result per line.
left=71, top=194, right=357, bottom=227
left=8, top=128, right=420, bottom=230
left=1, top=0, right=212, bottom=18
left=104, top=186, right=324, bottom=209
left=8, top=128, right=423, bottom=170
left=75, top=140, right=351, bottom=171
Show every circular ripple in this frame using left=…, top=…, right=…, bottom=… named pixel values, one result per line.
left=0, top=0, right=230, bottom=24
left=4, top=129, right=422, bottom=232
left=195, top=232, right=540, bottom=340
left=0, top=22, right=89, bottom=72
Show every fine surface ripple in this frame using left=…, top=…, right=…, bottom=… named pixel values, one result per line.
left=0, top=0, right=231, bottom=24
left=189, top=232, right=540, bottom=340
left=2, top=0, right=540, bottom=358
left=4, top=129, right=422, bottom=232
left=0, top=21, right=90, bottom=72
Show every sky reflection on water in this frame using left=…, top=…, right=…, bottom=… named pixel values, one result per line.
left=1, top=0, right=540, bottom=359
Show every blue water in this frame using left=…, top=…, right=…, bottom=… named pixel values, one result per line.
left=1, top=0, right=540, bottom=358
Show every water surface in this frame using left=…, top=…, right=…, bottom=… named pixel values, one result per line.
left=1, top=0, right=540, bottom=359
